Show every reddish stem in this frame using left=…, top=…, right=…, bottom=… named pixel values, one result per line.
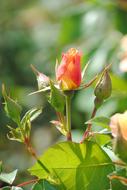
left=80, top=106, right=97, bottom=143
left=17, top=179, right=38, bottom=187
left=67, top=131, right=72, bottom=141
left=109, top=175, right=127, bottom=184
left=24, top=137, right=38, bottom=160
left=113, top=161, right=127, bottom=167
left=56, top=112, right=61, bottom=121
left=24, top=138, right=50, bottom=174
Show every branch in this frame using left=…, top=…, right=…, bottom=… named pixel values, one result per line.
left=17, top=179, right=38, bottom=187
left=80, top=106, right=97, bottom=143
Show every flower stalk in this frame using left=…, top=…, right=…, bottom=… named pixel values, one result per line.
left=64, top=91, right=74, bottom=141
left=80, top=106, right=97, bottom=143
left=66, top=94, right=72, bottom=141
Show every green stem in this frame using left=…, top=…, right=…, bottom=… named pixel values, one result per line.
left=66, top=95, right=72, bottom=141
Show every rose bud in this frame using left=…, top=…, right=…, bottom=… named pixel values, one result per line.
left=94, top=70, right=112, bottom=101
left=110, top=111, right=127, bottom=163
left=56, top=48, right=81, bottom=90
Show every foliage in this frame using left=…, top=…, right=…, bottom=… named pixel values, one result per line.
left=29, top=141, right=114, bottom=190
left=1, top=47, right=127, bottom=190
left=1, top=0, right=127, bottom=190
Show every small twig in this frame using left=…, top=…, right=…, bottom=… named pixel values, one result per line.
left=24, top=138, right=50, bottom=174
left=67, top=131, right=72, bottom=141
left=17, top=179, right=38, bottom=187
left=79, top=75, right=98, bottom=90
left=113, top=161, right=127, bottom=167
left=80, top=106, right=97, bottom=143
left=56, top=112, right=61, bottom=122
left=109, top=175, right=127, bottom=184
left=56, top=112, right=64, bottom=124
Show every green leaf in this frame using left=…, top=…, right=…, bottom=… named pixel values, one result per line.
left=2, top=85, right=22, bottom=124
left=7, top=125, right=24, bottom=143
left=29, top=141, right=114, bottom=190
left=110, top=169, right=127, bottom=190
left=49, top=81, right=65, bottom=113
left=21, top=108, right=42, bottom=124
left=21, top=108, right=42, bottom=139
left=112, top=182, right=127, bottom=190
left=111, top=74, right=127, bottom=94
left=92, top=133, right=111, bottom=146
left=6, top=108, right=42, bottom=143
left=11, top=187, right=23, bottom=190
left=113, top=136, right=127, bottom=164
left=1, top=187, right=10, bottom=190
left=86, top=116, right=110, bottom=129
left=50, top=120, right=67, bottom=136
left=2, top=187, right=23, bottom=190
left=0, top=169, right=17, bottom=184
left=0, top=161, right=2, bottom=174
left=32, top=179, right=57, bottom=190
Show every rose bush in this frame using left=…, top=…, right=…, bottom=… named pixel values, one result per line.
left=1, top=48, right=127, bottom=190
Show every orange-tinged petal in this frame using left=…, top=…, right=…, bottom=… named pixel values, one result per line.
left=110, top=111, right=127, bottom=141
left=110, top=113, right=121, bottom=138
left=118, top=111, right=127, bottom=141
left=56, top=48, right=82, bottom=90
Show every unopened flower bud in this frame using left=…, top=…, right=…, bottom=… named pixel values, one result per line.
left=56, top=48, right=82, bottom=90
left=94, top=70, right=112, bottom=101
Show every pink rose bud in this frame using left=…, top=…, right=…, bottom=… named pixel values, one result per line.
left=56, top=48, right=82, bottom=90
left=110, top=111, right=127, bottom=163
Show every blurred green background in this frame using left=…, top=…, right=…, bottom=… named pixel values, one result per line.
left=1, top=0, right=127, bottom=188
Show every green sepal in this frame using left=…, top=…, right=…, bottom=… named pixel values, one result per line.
left=2, top=187, right=23, bottom=190
left=7, top=125, right=24, bottom=143
left=86, top=116, right=110, bottom=130
left=49, top=81, right=65, bottom=113
left=2, top=84, right=22, bottom=124
left=0, top=169, right=18, bottom=184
